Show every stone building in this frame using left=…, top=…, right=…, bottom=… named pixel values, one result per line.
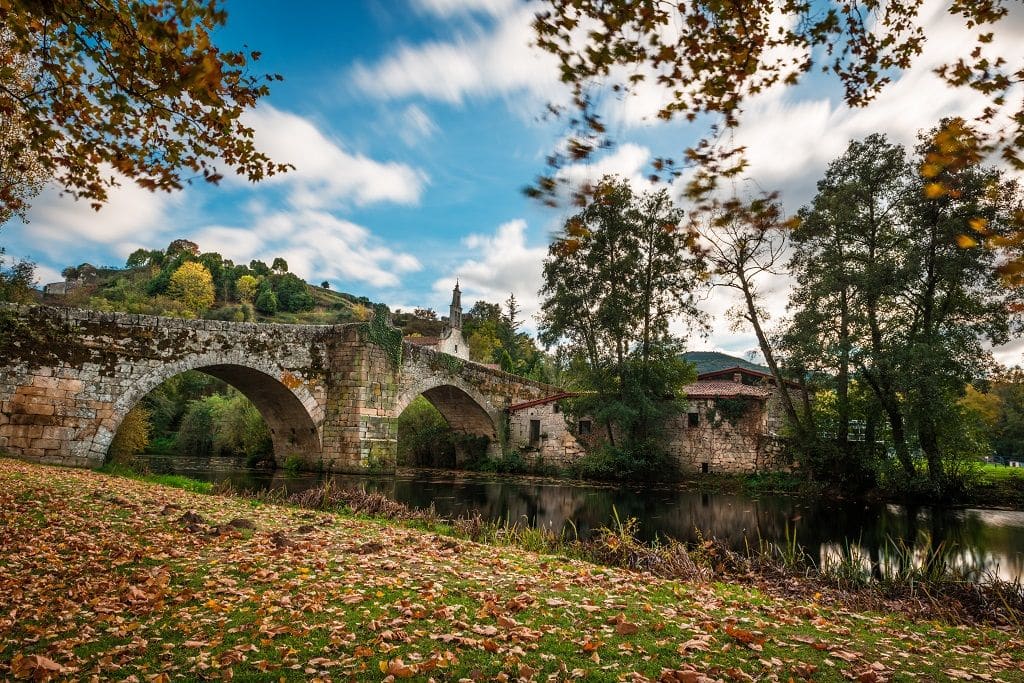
left=507, top=392, right=585, bottom=468
left=665, top=365, right=791, bottom=473
left=405, top=282, right=470, bottom=360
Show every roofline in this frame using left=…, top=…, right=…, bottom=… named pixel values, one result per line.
left=697, top=365, right=801, bottom=388
left=508, top=392, right=577, bottom=412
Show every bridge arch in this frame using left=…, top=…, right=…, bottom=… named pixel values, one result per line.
left=394, top=375, right=502, bottom=462
left=94, top=351, right=323, bottom=466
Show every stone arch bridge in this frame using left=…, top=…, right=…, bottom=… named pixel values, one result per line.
left=0, top=305, right=565, bottom=472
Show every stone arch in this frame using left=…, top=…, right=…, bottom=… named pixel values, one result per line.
left=92, top=351, right=323, bottom=466
left=394, top=375, right=502, bottom=463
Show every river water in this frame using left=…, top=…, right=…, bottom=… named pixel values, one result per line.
left=141, top=455, right=1024, bottom=583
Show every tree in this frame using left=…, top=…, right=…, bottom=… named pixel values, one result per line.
left=780, top=126, right=1024, bottom=492
left=701, top=200, right=810, bottom=437
left=0, top=248, right=35, bottom=303
left=273, top=273, right=314, bottom=312
left=0, top=35, right=48, bottom=225
left=235, top=274, right=258, bottom=303
left=530, top=2, right=1022, bottom=209
left=0, top=0, right=289, bottom=218
left=254, top=288, right=278, bottom=315
left=539, top=176, right=704, bottom=453
left=166, top=239, right=200, bottom=258
left=271, top=257, right=288, bottom=273
left=168, top=261, right=214, bottom=315
left=782, top=135, right=913, bottom=476
left=320, top=280, right=330, bottom=289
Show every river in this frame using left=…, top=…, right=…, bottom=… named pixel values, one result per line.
left=141, top=454, right=1024, bottom=583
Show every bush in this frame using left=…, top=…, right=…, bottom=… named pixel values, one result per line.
left=571, top=441, right=678, bottom=481
left=254, top=288, right=278, bottom=314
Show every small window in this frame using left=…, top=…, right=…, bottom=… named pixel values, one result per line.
left=529, top=419, right=541, bottom=445
left=688, top=412, right=699, bottom=428
left=578, top=419, right=592, bottom=436
left=701, top=462, right=709, bottom=474
left=454, top=344, right=458, bottom=353
left=553, top=403, right=561, bottom=414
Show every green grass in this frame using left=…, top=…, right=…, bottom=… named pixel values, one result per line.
left=98, top=462, right=213, bottom=493
left=2, top=457, right=1022, bottom=682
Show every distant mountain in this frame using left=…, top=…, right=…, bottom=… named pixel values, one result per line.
left=681, top=351, right=769, bottom=376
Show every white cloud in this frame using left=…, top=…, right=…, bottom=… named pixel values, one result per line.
left=398, top=104, right=439, bottom=146
left=240, top=104, right=428, bottom=209
left=17, top=173, right=178, bottom=260
left=192, top=209, right=421, bottom=289
left=555, top=143, right=655, bottom=194
left=413, top=0, right=516, bottom=18
left=433, top=219, right=546, bottom=325
left=351, top=4, right=562, bottom=108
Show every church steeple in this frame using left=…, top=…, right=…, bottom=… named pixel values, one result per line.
left=449, top=280, right=462, bottom=330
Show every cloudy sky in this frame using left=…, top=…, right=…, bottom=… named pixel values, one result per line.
left=4, top=0, right=1023, bottom=363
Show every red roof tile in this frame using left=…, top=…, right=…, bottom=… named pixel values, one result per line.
left=684, top=380, right=772, bottom=399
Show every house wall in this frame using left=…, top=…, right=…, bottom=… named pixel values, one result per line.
left=433, top=328, right=469, bottom=360
left=663, top=398, right=782, bottom=473
left=507, top=403, right=585, bottom=468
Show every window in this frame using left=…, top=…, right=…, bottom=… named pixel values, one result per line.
left=454, top=344, right=458, bottom=353
left=701, top=462, right=709, bottom=474
left=529, top=419, right=541, bottom=445
left=688, top=412, right=699, bottom=428
left=553, top=403, right=561, bottom=414
left=578, top=419, right=592, bottom=436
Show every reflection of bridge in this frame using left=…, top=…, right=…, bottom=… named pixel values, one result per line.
left=0, top=306, right=563, bottom=472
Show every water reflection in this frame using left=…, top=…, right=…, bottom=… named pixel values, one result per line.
left=143, top=455, right=1024, bottom=583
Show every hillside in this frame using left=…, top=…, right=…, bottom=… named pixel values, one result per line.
left=36, top=238, right=441, bottom=332
left=681, top=350, right=769, bottom=376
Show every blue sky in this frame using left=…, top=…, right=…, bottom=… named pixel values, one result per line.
left=4, top=0, right=1024, bottom=363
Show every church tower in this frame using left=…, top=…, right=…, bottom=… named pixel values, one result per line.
left=448, top=280, right=462, bottom=330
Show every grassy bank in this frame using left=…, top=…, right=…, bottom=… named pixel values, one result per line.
left=1, top=458, right=1022, bottom=681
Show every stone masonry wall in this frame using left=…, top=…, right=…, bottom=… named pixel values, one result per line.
left=507, top=402, right=585, bottom=468
left=664, top=398, right=785, bottom=473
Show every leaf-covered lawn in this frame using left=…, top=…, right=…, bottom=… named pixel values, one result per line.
left=0, top=459, right=1021, bottom=682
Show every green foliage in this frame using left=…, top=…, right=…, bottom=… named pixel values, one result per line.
left=539, top=177, right=705, bottom=468
left=781, top=129, right=1024, bottom=495
left=363, top=304, right=403, bottom=366
left=0, top=249, right=36, bottom=303
left=108, top=406, right=151, bottom=465
left=173, top=391, right=272, bottom=459
left=571, top=441, right=679, bottom=482
left=254, top=288, right=278, bottom=314
left=396, top=396, right=455, bottom=467
left=709, top=397, right=753, bottom=427
left=272, top=273, right=315, bottom=312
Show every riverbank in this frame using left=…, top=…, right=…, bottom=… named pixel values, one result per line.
left=1, top=458, right=1022, bottom=681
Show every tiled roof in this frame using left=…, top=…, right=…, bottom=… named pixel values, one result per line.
left=684, top=380, right=773, bottom=399
left=697, top=365, right=801, bottom=389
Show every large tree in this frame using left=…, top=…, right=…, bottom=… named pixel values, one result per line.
left=783, top=134, right=913, bottom=474
left=539, top=176, right=705, bottom=448
left=0, top=0, right=289, bottom=220
left=782, top=127, right=1024, bottom=491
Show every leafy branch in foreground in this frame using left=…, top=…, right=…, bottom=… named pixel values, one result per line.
left=0, top=0, right=291, bottom=218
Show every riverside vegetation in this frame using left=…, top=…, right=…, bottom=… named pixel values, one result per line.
left=1, top=457, right=1023, bottom=682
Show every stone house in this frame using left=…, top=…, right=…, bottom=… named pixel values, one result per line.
left=510, top=361, right=797, bottom=474
left=665, top=366, right=793, bottom=473
left=507, top=392, right=585, bottom=468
